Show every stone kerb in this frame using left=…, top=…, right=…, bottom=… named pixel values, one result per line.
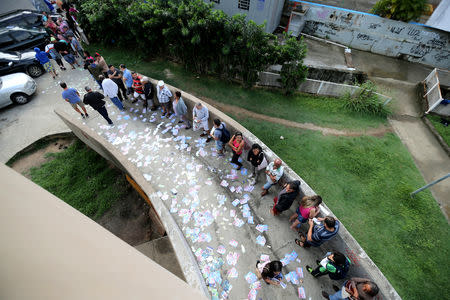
left=150, top=78, right=401, bottom=299
left=54, top=109, right=210, bottom=298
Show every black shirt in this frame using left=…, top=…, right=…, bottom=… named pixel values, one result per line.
left=83, top=91, right=106, bottom=110
left=54, top=41, right=69, bottom=53
left=143, top=82, right=155, bottom=99
left=107, top=68, right=123, bottom=86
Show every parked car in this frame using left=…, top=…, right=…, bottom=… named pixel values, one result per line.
left=0, top=50, right=44, bottom=77
left=0, top=27, right=48, bottom=52
left=0, top=73, right=37, bottom=109
left=0, top=10, right=45, bottom=29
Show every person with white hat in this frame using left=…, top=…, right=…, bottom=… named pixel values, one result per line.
left=157, top=80, right=172, bottom=117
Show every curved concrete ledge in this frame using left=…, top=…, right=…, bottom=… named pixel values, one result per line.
left=55, top=75, right=401, bottom=299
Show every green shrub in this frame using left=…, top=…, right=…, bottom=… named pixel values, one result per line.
left=277, top=35, right=308, bottom=95
left=342, top=81, right=391, bottom=117
left=371, top=0, right=426, bottom=22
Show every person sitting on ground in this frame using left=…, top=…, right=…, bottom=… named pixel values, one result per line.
left=157, top=80, right=173, bottom=116
left=272, top=180, right=301, bottom=216
left=34, top=47, right=57, bottom=79
left=108, top=65, right=128, bottom=101
left=255, top=260, right=284, bottom=286
left=120, top=64, right=133, bottom=96
left=261, top=159, right=284, bottom=196
left=131, top=72, right=146, bottom=104
left=306, top=251, right=351, bottom=280
left=100, top=75, right=124, bottom=111
left=142, top=77, right=156, bottom=111
left=295, top=216, right=340, bottom=248
left=173, top=91, right=191, bottom=129
left=289, top=195, right=322, bottom=231
left=210, top=119, right=228, bottom=156
left=83, top=86, right=113, bottom=126
left=247, top=143, right=266, bottom=184
left=94, top=52, right=108, bottom=77
left=228, top=132, right=245, bottom=170
left=193, top=102, right=211, bottom=142
left=60, top=82, right=88, bottom=118
left=322, top=278, right=379, bottom=300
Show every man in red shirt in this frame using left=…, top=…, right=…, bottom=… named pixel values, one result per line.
left=131, top=72, right=145, bottom=104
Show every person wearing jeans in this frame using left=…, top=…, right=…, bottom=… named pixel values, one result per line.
left=228, top=132, right=244, bottom=170
left=261, top=159, right=284, bottom=196
left=211, top=119, right=226, bottom=156
left=83, top=86, right=113, bottom=125
left=100, top=75, right=124, bottom=111
left=247, top=143, right=266, bottom=184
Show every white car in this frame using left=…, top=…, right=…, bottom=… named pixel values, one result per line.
left=0, top=73, right=36, bottom=109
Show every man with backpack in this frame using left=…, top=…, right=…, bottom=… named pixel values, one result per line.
left=306, top=251, right=351, bottom=280
left=211, top=119, right=230, bottom=156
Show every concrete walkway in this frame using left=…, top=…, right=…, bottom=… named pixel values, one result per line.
left=304, top=37, right=450, bottom=219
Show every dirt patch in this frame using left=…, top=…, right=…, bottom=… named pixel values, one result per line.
left=98, top=187, right=161, bottom=246
left=199, top=96, right=393, bottom=137
left=10, top=137, right=74, bottom=178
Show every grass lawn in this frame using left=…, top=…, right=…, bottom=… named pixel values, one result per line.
left=426, top=114, right=450, bottom=147
left=87, top=44, right=386, bottom=130
left=233, top=116, right=450, bottom=300
left=29, top=140, right=126, bottom=219
left=88, top=44, right=450, bottom=299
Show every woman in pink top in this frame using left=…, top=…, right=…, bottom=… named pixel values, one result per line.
left=228, top=132, right=244, bottom=170
left=289, top=195, right=322, bottom=231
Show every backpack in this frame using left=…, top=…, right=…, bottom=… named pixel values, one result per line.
left=329, top=257, right=350, bottom=280
left=216, top=125, right=231, bottom=143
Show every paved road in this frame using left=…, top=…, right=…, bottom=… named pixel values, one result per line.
left=0, top=67, right=92, bottom=163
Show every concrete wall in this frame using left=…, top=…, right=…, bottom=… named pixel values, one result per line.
left=207, top=0, right=284, bottom=33
left=57, top=75, right=401, bottom=299
left=289, top=1, right=450, bottom=69
left=259, top=71, right=392, bottom=101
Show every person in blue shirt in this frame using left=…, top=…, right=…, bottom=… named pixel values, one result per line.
left=295, top=216, right=340, bottom=248
left=120, top=64, right=133, bottom=96
left=60, top=82, right=89, bottom=118
left=34, top=47, right=57, bottom=79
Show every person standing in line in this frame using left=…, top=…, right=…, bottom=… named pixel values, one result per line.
left=193, top=102, right=211, bottom=142
left=228, top=132, right=245, bottom=170
left=34, top=47, right=57, bottom=79
left=247, top=143, right=267, bottom=184
left=87, top=59, right=103, bottom=89
left=255, top=260, right=284, bottom=286
left=94, top=53, right=108, bottom=77
left=100, top=75, right=124, bottom=111
left=54, top=40, right=79, bottom=69
left=210, top=119, right=229, bottom=156
left=108, top=65, right=128, bottom=101
left=120, top=64, right=133, bottom=96
left=45, top=39, right=66, bottom=71
left=271, top=181, right=301, bottom=216
left=157, top=80, right=172, bottom=116
left=60, top=82, right=89, bottom=118
left=261, top=159, right=284, bottom=196
left=306, top=251, right=351, bottom=280
left=68, top=36, right=84, bottom=58
left=173, top=91, right=191, bottom=129
left=82, top=86, right=113, bottom=126
left=131, top=72, right=146, bottom=104
left=142, top=77, right=156, bottom=111
left=289, top=195, right=322, bottom=231
left=322, top=278, right=379, bottom=300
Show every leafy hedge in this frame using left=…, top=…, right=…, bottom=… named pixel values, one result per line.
left=371, top=0, right=426, bottom=22
left=75, top=0, right=307, bottom=91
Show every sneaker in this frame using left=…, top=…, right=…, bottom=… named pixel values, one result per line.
left=85, top=113, right=89, bottom=118
left=200, top=133, right=207, bottom=137
left=316, top=260, right=321, bottom=265
left=81, top=113, right=85, bottom=118
left=306, top=265, right=313, bottom=273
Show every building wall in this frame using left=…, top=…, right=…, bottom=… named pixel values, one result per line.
left=290, top=1, right=450, bottom=69
left=206, top=0, right=284, bottom=33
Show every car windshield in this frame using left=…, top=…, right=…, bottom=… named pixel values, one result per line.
left=0, top=51, right=20, bottom=61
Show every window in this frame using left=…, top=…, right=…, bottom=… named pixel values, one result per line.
left=210, top=0, right=220, bottom=3
left=13, top=31, right=31, bottom=42
left=238, top=0, right=250, bottom=10
left=0, top=33, right=14, bottom=48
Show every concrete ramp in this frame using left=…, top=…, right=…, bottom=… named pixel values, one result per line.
left=55, top=79, right=401, bottom=299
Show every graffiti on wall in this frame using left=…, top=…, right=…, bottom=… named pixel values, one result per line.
left=296, top=3, right=450, bottom=69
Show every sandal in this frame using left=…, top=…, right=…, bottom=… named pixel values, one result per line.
left=294, top=238, right=304, bottom=247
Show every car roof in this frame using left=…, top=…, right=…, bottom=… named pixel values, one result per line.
left=0, top=9, right=43, bottom=20
left=0, top=26, right=46, bottom=34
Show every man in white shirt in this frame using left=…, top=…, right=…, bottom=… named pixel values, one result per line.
left=193, top=102, right=211, bottom=142
left=99, top=75, right=124, bottom=111
left=261, top=159, right=284, bottom=196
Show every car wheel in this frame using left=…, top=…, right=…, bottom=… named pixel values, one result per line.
left=11, top=93, right=30, bottom=105
left=27, top=64, right=44, bottom=77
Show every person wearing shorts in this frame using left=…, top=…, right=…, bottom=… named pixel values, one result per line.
left=157, top=80, right=173, bottom=116
left=60, top=82, right=89, bottom=118
left=34, top=47, right=57, bottom=79
left=131, top=72, right=146, bottom=103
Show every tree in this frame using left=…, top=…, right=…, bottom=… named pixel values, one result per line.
left=371, top=0, right=426, bottom=22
